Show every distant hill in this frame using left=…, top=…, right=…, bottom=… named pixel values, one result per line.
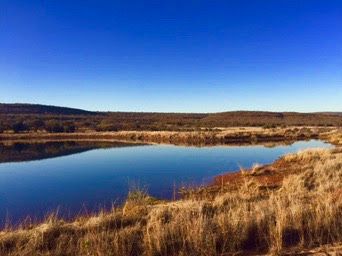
left=0, top=103, right=96, bottom=115
left=199, top=111, right=342, bottom=127
left=316, top=112, right=342, bottom=116
left=0, top=103, right=341, bottom=132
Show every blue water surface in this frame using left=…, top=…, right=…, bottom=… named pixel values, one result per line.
left=0, top=139, right=332, bottom=226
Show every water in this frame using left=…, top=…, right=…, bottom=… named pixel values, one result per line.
left=0, top=139, right=332, bottom=226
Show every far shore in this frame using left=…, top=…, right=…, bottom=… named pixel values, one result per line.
left=0, top=126, right=339, bottom=146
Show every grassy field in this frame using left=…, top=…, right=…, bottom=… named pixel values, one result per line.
left=0, top=131, right=341, bottom=255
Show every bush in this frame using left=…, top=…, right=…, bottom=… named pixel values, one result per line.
left=63, top=123, right=76, bottom=133
left=11, top=122, right=28, bottom=132
left=45, top=120, right=64, bottom=133
left=96, top=120, right=119, bottom=131
left=22, top=119, right=45, bottom=131
left=263, top=124, right=277, bottom=129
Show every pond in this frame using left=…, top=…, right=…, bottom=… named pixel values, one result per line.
left=0, top=139, right=332, bottom=226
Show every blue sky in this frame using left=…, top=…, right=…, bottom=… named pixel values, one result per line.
left=1, top=0, right=341, bottom=112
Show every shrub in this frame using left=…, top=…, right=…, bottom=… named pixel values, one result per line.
left=96, top=120, right=119, bottom=131
left=263, top=124, right=277, bottom=129
left=63, top=123, right=76, bottom=133
left=11, top=122, right=28, bottom=132
left=45, top=120, right=64, bottom=133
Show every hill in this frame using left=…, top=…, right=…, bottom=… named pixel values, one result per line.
left=0, top=103, right=95, bottom=115
left=200, top=111, right=342, bottom=127
left=0, top=103, right=341, bottom=132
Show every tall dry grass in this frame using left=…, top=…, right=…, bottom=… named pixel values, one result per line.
left=0, top=148, right=341, bottom=255
left=321, top=128, right=342, bottom=146
left=0, top=126, right=328, bottom=146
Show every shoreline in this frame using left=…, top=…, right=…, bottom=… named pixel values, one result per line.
left=0, top=126, right=339, bottom=146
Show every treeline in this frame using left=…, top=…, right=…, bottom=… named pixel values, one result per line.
left=0, top=113, right=205, bottom=133
left=200, top=111, right=342, bottom=127
left=0, top=104, right=341, bottom=133
left=0, top=117, right=77, bottom=133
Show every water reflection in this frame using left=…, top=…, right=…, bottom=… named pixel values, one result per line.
left=0, top=139, right=332, bottom=226
left=0, top=141, right=142, bottom=163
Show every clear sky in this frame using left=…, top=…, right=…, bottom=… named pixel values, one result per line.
left=1, top=0, right=341, bottom=112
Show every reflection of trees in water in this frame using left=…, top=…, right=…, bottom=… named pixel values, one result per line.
left=0, top=141, right=139, bottom=163
left=0, top=139, right=297, bottom=164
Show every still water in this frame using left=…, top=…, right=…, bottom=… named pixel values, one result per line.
left=0, top=139, right=332, bottom=225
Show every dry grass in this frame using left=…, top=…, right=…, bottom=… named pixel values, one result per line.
left=0, top=147, right=341, bottom=255
left=321, top=128, right=342, bottom=146
left=0, top=126, right=332, bottom=146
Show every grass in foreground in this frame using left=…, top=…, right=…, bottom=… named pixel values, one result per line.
left=0, top=148, right=341, bottom=255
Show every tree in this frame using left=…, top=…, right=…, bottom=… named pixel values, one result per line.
left=12, top=122, right=28, bottom=133
left=45, top=120, right=64, bottom=133
left=23, top=119, right=45, bottom=131
left=96, top=119, right=119, bottom=131
left=63, top=122, right=76, bottom=133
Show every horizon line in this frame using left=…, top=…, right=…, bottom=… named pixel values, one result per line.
left=1, top=102, right=341, bottom=115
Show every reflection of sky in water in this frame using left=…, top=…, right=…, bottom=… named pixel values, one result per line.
left=0, top=140, right=332, bottom=226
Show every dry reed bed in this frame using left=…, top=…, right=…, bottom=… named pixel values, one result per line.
left=0, top=146, right=341, bottom=255
left=321, top=128, right=342, bottom=146
left=0, top=126, right=332, bottom=146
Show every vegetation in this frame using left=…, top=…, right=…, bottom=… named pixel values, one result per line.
left=321, top=129, right=342, bottom=146
left=0, top=103, right=342, bottom=133
left=0, top=145, right=341, bottom=255
left=0, top=126, right=340, bottom=147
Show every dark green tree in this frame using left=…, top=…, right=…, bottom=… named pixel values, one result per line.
left=12, top=122, right=28, bottom=132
